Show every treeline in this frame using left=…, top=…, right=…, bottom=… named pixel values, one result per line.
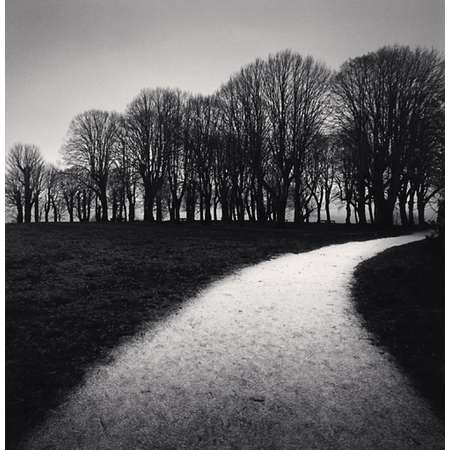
left=6, top=46, right=444, bottom=226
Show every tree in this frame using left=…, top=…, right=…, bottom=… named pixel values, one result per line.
left=115, top=118, right=138, bottom=222
left=62, top=110, right=121, bottom=222
left=75, top=169, right=94, bottom=223
left=261, top=51, right=295, bottom=224
left=126, top=89, right=175, bottom=222
left=188, top=95, right=219, bottom=223
left=290, top=56, right=331, bottom=223
left=164, top=91, right=189, bottom=222
left=6, top=170, right=24, bottom=223
left=333, top=46, right=444, bottom=225
left=59, top=167, right=79, bottom=222
left=6, top=144, right=45, bottom=223
left=42, top=165, right=60, bottom=223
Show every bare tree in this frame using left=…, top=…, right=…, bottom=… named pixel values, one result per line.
left=165, top=91, right=189, bottom=222
left=6, top=169, right=24, bottom=223
left=6, top=144, right=45, bottom=223
left=75, top=170, right=94, bottom=223
left=59, top=167, right=79, bottom=222
left=62, top=110, right=121, bottom=222
left=333, top=46, right=444, bottom=225
left=115, top=118, right=138, bottom=222
left=188, top=95, right=219, bottom=223
left=42, top=165, right=60, bottom=223
left=291, top=56, right=331, bottom=223
left=261, top=51, right=295, bottom=224
left=126, top=89, right=175, bottom=222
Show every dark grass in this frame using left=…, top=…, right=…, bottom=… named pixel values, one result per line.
left=6, top=222, right=408, bottom=448
left=352, top=237, right=444, bottom=420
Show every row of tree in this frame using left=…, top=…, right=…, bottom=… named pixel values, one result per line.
left=6, top=45, right=444, bottom=225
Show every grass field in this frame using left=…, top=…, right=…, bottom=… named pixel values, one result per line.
left=352, top=237, right=444, bottom=419
left=6, top=222, right=409, bottom=448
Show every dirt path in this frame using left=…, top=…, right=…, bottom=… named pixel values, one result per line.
left=23, top=233, right=443, bottom=449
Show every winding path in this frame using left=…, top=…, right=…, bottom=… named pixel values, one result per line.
left=23, top=233, right=444, bottom=449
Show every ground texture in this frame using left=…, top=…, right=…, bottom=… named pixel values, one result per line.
left=352, top=237, right=445, bottom=420
left=21, top=233, right=444, bottom=449
left=4, top=223, right=416, bottom=448
left=6, top=223, right=426, bottom=448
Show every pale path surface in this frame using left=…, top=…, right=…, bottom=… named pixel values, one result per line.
left=23, top=233, right=444, bottom=449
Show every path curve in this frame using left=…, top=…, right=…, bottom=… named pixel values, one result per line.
left=23, top=233, right=444, bottom=449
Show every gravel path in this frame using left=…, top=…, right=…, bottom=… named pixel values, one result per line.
left=23, top=233, right=444, bottom=449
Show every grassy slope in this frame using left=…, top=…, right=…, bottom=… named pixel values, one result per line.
left=352, top=237, right=444, bottom=420
left=6, top=222, right=404, bottom=448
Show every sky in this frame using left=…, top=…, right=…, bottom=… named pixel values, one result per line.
left=6, top=0, right=445, bottom=164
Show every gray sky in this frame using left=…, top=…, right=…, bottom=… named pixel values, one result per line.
left=6, top=0, right=444, bottom=164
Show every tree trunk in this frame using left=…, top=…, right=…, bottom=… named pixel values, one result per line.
left=156, top=194, right=163, bottom=222
left=76, top=193, right=82, bottom=222
left=315, top=188, right=324, bottom=224
left=398, top=190, right=408, bottom=226
left=128, top=200, right=135, bottom=222
left=17, top=200, right=24, bottom=224
left=45, top=203, right=50, bottom=223
left=368, top=200, right=374, bottom=224
left=417, top=192, right=426, bottom=225
left=293, top=184, right=303, bottom=224
left=353, top=205, right=359, bottom=224
left=276, top=195, right=287, bottom=224
left=86, top=192, right=92, bottom=222
left=100, top=190, right=108, bottom=222
left=408, top=190, right=415, bottom=225
left=345, top=201, right=351, bottom=224
left=213, top=199, right=218, bottom=222
left=24, top=180, right=32, bottom=224
left=34, top=196, right=40, bottom=223
left=186, top=186, right=196, bottom=222
left=175, top=199, right=181, bottom=221
left=325, top=189, right=332, bottom=224
left=112, top=192, right=118, bottom=222
left=357, top=198, right=366, bottom=224
left=255, top=181, right=266, bottom=223
left=52, top=200, right=58, bottom=223
left=221, top=199, right=229, bottom=222
left=199, top=193, right=204, bottom=222
left=373, top=182, right=387, bottom=225
left=143, top=185, right=155, bottom=222
left=204, top=191, right=212, bottom=223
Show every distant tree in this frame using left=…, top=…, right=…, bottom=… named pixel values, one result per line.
left=126, top=89, right=175, bottom=222
left=5, top=170, right=24, bottom=223
left=32, top=163, right=46, bottom=223
left=114, top=118, right=138, bottom=222
left=188, top=95, right=220, bottom=223
left=166, top=91, right=189, bottom=222
left=239, top=59, right=268, bottom=223
left=321, top=136, right=339, bottom=223
left=76, top=185, right=93, bottom=223
left=335, top=138, right=357, bottom=224
left=216, top=80, right=250, bottom=222
left=6, top=144, right=45, bottom=223
left=59, top=167, right=79, bottom=222
left=290, top=56, right=331, bottom=224
left=42, top=165, right=61, bottom=223
left=261, top=51, right=295, bottom=224
left=409, top=93, right=444, bottom=225
left=62, top=110, right=121, bottom=222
